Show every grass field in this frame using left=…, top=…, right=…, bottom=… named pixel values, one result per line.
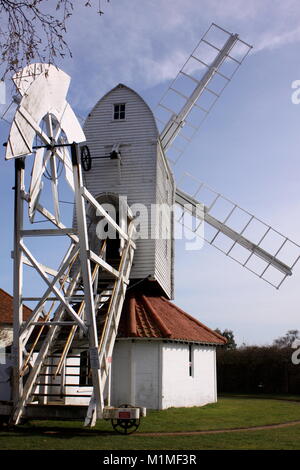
left=1, top=396, right=300, bottom=450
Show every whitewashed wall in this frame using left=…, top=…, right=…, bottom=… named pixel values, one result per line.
left=161, top=343, right=217, bottom=408
left=43, top=353, right=94, bottom=406
left=0, top=329, right=13, bottom=401
left=110, top=340, right=132, bottom=406
left=64, top=354, right=93, bottom=406
left=0, top=353, right=12, bottom=401
left=110, top=340, right=217, bottom=410
left=83, top=84, right=174, bottom=298
left=111, top=340, right=160, bottom=409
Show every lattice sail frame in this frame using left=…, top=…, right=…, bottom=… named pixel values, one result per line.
left=175, top=173, right=300, bottom=289
left=154, top=23, right=300, bottom=287
left=6, top=65, right=136, bottom=427
left=155, top=23, right=252, bottom=164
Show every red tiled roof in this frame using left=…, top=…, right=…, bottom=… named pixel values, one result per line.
left=118, top=294, right=227, bottom=345
left=0, top=288, right=32, bottom=324
left=0, top=287, right=225, bottom=345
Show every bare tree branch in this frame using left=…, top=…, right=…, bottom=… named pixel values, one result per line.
left=0, top=0, right=110, bottom=79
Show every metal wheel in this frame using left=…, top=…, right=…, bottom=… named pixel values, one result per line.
left=111, top=417, right=140, bottom=435
left=81, top=145, right=92, bottom=171
left=111, top=404, right=140, bottom=435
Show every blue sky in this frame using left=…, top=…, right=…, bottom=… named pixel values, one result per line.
left=1, top=0, right=300, bottom=346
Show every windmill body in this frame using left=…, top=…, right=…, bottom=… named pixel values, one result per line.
left=83, top=84, right=174, bottom=299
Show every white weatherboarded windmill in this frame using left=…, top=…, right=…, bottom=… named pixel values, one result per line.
left=1, top=24, right=300, bottom=433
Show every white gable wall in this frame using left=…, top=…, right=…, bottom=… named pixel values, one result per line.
left=110, top=340, right=132, bottom=406
left=161, top=343, right=217, bottom=409
left=133, top=341, right=160, bottom=409
left=110, top=339, right=217, bottom=410
left=111, top=340, right=160, bottom=409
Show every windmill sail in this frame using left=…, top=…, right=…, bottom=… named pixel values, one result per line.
left=156, top=23, right=252, bottom=164
left=155, top=23, right=300, bottom=288
left=175, top=179, right=300, bottom=289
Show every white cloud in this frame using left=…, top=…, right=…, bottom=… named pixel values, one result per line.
left=58, top=0, right=300, bottom=116
left=255, top=26, right=300, bottom=52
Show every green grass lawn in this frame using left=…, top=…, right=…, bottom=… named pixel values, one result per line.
left=1, top=396, right=300, bottom=450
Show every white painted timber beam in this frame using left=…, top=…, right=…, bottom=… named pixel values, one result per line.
left=81, top=186, right=136, bottom=248
left=88, top=250, right=127, bottom=281
left=175, top=188, right=292, bottom=276
left=20, top=241, right=87, bottom=333
left=160, top=33, right=239, bottom=151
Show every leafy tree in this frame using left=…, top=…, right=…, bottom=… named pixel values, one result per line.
left=215, top=328, right=237, bottom=349
left=273, top=329, right=300, bottom=348
left=0, top=0, right=110, bottom=79
left=216, top=345, right=300, bottom=394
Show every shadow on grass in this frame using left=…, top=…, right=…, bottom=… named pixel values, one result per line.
left=1, top=422, right=117, bottom=440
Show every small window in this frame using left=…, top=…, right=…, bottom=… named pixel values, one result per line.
left=113, top=103, right=126, bottom=120
left=189, top=344, right=194, bottom=377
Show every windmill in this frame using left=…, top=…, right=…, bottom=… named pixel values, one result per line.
left=1, top=24, right=300, bottom=433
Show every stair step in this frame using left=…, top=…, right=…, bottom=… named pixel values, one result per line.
left=32, top=393, right=92, bottom=398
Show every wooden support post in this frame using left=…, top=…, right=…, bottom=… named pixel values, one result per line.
left=12, top=158, right=25, bottom=406
left=71, top=143, right=104, bottom=424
